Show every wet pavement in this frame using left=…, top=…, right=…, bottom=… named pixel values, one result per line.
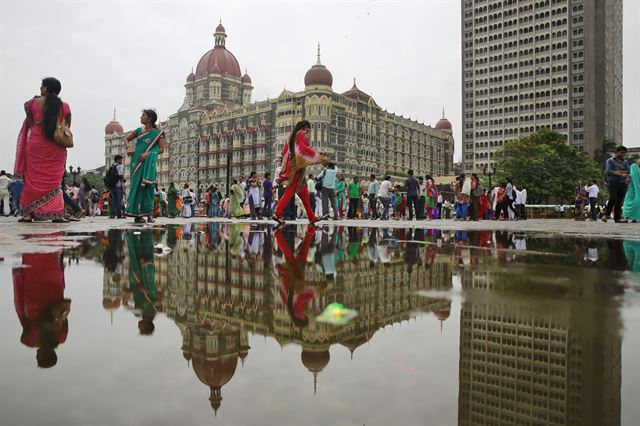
left=1, top=222, right=640, bottom=426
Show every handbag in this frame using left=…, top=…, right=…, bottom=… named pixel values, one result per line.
left=54, top=116, right=73, bottom=148
left=315, top=176, right=323, bottom=192
left=243, top=204, right=251, bottom=216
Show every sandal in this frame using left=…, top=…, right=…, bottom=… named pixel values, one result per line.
left=309, top=214, right=330, bottom=226
left=272, top=214, right=286, bottom=225
left=18, top=217, right=33, bottom=223
left=52, top=218, right=69, bottom=223
left=134, top=217, right=146, bottom=223
left=147, top=217, right=155, bottom=223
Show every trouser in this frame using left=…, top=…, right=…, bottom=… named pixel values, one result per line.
left=589, top=197, right=597, bottom=220
left=88, top=201, right=98, bottom=216
left=470, top=195, right=479, bottom=220
left=379, top=196, right=390, bottom=219
left=605, top=182, right=627, bottom=221
left=321, top=188, right=338, bottom=219
left=348, top=197, right=359, bottom=218
left=109, top=187, right=123, bottom=217
left=161, top=202, right=168, bottom=217
left=210, top=203, right=219, bottom=218
left=406, top=195, right=419, bottom=220
left=417, top=196, right=425, bottom=219
left=508, top=199, right=516, bottom=219
left=275, top=173, right=316, bottom=221
left=368, top=195, right=378, bottom=218
left=262, top=198, right=273, bottom=217
left=309, top=193, right=316, bottom=214
left=495, top=202, right=508, bottom=219
left=0, top=193, right=9, bottom=215
left=11, top=182, right=23, bottom=213
left=456, top=202, right=468, bottom=219
left=437, top=202, right=443, bottom=219
left=249, top=194, right=260, bottom=218
left=518, top=204, right=527, bottom=220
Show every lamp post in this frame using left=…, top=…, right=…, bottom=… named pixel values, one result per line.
left=483, top=164, right=494, bottom=191
left=69, top=166, right=81, bottom=185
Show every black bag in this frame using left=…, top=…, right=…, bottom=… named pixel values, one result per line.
left=315, top=176, right=323, bottom=192
left=91, top=191, right=100, bottom=203
left=104, top=165, right=120, bottom=189
left=183, top=195, right=193, bottom=204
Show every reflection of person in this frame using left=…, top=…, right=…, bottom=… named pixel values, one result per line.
left=13, top=252, right=71, bottom=368
left=623, top=240, right=640, bottom=273
left=126, top=231, right=157, bottom=335
left=274, top=226, right=325, bottom=327
left=123, top=109, right=165, bottom=223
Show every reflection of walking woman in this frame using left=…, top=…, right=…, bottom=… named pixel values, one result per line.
left=14, top=78, right=72, bottom=222
left=123, top=110, right=165, bottom=223
left=273, top=120, right=329, bottom=225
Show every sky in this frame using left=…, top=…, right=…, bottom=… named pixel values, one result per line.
left=0, top=0, right=638, bottom=173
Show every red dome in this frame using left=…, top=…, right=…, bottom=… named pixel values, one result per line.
left=241, top=71, right=252, bottom=84
left=304, top=65, right=332, bottom=87
left=186, top=72, right=195, bottom=82
left=196, top=47, right=241, bottom=78
left=301, top=349, right=330, bottom=372
left=215, top=23, right=225, bottom=33
left=435, top=118, right=452, bottom=130
left=342, top=79, right=377, bottom=106
left=105, top=120, right=124, bottom=135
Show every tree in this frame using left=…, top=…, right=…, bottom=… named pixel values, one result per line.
left=593, top=137, right=618, bottom=173
left=493, top=129, right=600, bottom=204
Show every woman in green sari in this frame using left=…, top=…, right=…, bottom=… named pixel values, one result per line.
left=167, top=182, right=179, bottom=218
left=125, top=230, right=157, bottom=335
left=229, top=179, right=246, bottom=218
left=623, top=163, right=640, bottom=222
left=335, top=173, right=347, bottom=219
left=123, top=109, right=165, bottom=223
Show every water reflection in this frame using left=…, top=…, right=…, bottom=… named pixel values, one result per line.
left=6, top=224, right=638, bottom=424
left=12, top=252, right=71, bottom=368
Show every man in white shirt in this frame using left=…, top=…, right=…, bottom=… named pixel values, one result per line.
left=0, top=170, right=11, bottom=216
left=367, top=174, right=380, bottom=219
left=376, top=176, right=393, bottom=220
left=585, top=180, right=599, bottom=221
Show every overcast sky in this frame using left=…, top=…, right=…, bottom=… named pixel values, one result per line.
left=1, top=0, right=638, bottom=172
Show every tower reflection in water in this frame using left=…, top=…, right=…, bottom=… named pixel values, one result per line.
left=101, top=224, right=453, bottom=413
left=99, top=224, right=624, bottom=423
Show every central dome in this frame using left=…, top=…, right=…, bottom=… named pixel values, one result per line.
left=304, top=45, right=333, bottom=88
left=195, top=23, right=242, bottom=78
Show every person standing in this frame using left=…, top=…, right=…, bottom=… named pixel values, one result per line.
left=603, top=147, right=630, bottom=223
left=78, top=177, right=90, bottom=212
left=417, top=176, right=425, bottom=219
left=585, top=180, right=599, bottom=221
left=306, top=173, right=317, bottom=216
left=247, top=171, right=261, bottom=219
left=106, top=155, right=125, bottom=219
left=367, top=174, right=380, bottom=219
left=123, top=110, right=165, bottom=223
left=623, top=163, right=640, bottom=222
left=229, top=179, right=247, bottom=218
left=404, top=170, right=420, bottom=221
left=377, top=175, right=393, bottom=220
left=505, top=177, right=516, bottom=220
left=469, top=173, right=481, bottom=221
left=9, top=175, right=23, bottom=216
left=318, top=163, right=338, bottom=220
left=14, top=77, right=72, bottom=223
left=262, top=173, right=273, bottom=218
left=210, top=186, right=220, bottom=218
left=437, top=192, right=443, bottom=219
left=158, top=187, right=168, bottom=217
left=425, top=175, right=438, bottom=220
left=273, top=120, right=328, bottom=225
left=347, top=176, right=361, bottom=219
left=180, top=184, right=192, bottom=218
left=88, top=185, right=100, bottom=217
left=0, top=170, right=10, bottom=216
left=167, top=182, right=178, bottom=218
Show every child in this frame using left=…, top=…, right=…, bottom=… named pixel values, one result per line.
left=399, top=194, right=407, bottom=220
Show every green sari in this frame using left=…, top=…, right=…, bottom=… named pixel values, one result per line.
left=229, top=183, right=246, bottom=217
left=335, top=179, right=346, bottom=212
left=623, top=163, right=640, bottom=221
left=167, top=185, right=179, bottom=217
left=126, top=127, right=163, bottom=217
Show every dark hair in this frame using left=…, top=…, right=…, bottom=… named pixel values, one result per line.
left=142, top=109, right=158, bottom=128
left=0, top=170, right=5, bottom=175
left=114, top=154, right=123, bottom=162
left=384, top=175, right=391, bottom=180
left=250, top=170, right=256, bottom=176
left=370, top=174, right=376, bottom=179
left=407, top=169, right=414, bottom=176
left=615, top=145, right=627, bottom=153
left=308, top=173, right=314, bottom=179
left=289, top=120, right=311, bottom=154
left=41, top=77, right=63, bottom=141
left=471, top=173, right=478, bottom=180
left=426, top=174, right=432, bottom=180
left=328, top=162, right=335, bottom=169
left=232, top=179, right=238, bottom=184
left=264, top=172, right=271, bottom=178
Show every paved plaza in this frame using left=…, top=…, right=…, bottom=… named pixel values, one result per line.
left=1, top=216, right=639, bottom=257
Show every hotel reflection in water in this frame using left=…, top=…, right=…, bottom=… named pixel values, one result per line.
left=98, top=224, right=623, bottom=423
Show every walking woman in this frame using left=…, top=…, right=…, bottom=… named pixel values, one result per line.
left=229, top=179, right=246, bottom=218
left=14, top=77, right=72, bottom=222
left=123, top=109, right=165, bottom=223
left=273, top=120, right=329, bottom=225
left=167, top=182, right=179, bottom=218
left=335, top=174, right=347, bottom=219
left=623, top=163, right=640, bottom=222
left=469, top=173, right=481, bottom=221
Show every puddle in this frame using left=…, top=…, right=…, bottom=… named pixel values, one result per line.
left=1, top=223, right=639, bottom=425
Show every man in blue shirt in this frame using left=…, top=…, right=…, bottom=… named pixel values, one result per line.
left=262, top=172, right=274, bottom=218
left=603, top=145, right=630, bottom=223
left=318, top=163, right=338, bottom=220
left=404, top=169, right=420, bottom=220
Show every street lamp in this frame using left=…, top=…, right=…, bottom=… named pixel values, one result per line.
left=68, top=166, right=81, bottom=185
left=483, top=164, right=494, bottom=190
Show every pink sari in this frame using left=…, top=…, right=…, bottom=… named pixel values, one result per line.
left=14, top=98, right=70, bottom=220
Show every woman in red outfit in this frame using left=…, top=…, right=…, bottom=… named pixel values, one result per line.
left=273, top=120, right=329, bottom=225
left=13, top=251, right=71, bottom=368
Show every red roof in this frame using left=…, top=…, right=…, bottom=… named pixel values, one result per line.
left=105, top=121, right=124, bottom=135
left=196, top=47, right=241, bottom=78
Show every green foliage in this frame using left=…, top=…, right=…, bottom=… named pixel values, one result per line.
left=494, top=129, right=600, bottom=204
left=593, top=137, right=617, bottom=172
left=65, top=172, right=106, bottom=192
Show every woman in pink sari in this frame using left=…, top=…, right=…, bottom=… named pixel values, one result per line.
left=14, top=77, right=71, bottom=222
left=273, top=120, right=329, bottom=225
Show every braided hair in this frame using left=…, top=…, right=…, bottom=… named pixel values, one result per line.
left=41, top=77, right=62, bottom=140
